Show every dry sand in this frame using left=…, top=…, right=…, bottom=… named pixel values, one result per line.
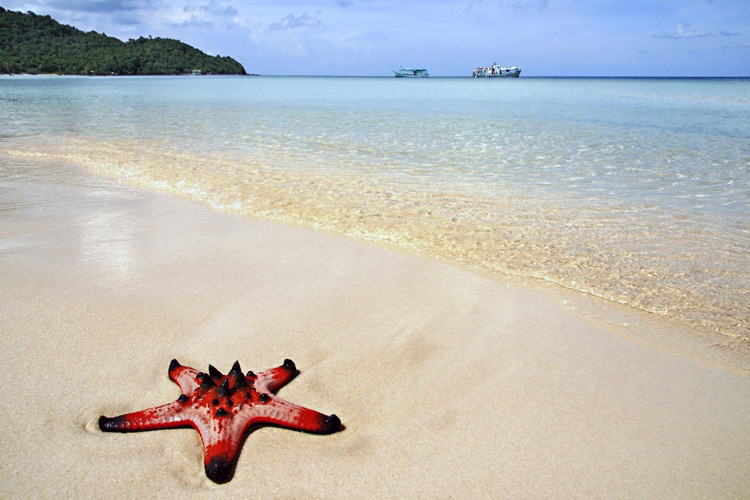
left=2, top=160, right=749, bottom=498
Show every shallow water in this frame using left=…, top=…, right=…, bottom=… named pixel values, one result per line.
left=2, top=75, right=749, bottom=341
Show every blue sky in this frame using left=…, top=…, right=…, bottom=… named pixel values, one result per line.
left=3, top=0, right=749, bottom=76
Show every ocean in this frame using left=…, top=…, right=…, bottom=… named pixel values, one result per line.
left=2, top=75, right=749, bottom=343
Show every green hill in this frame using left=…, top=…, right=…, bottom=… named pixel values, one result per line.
left=0, top=8, right=247, bottom=75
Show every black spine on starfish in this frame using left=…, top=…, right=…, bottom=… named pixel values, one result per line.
left=229, top=361, right=249, bottom=388
left=216, top=378, right=231, bottom=398
left=208, top=364, right=223, bottom=380
left=198, top=373, right=216, bottom=390
left=229, top=360, right=243, bottom=376
left=234, top=372, right=248, bottom=388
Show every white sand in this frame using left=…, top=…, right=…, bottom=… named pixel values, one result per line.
left=1, top=161, right=749, bottom=498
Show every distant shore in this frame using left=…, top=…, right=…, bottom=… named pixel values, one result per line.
left=0, top=8, right=247, bottom=76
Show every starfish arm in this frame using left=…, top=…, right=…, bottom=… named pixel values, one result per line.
left=99, top=400, right=191, bottom=432
left=193, top=395, right=341, bottom=483
left=168, top=359, right=200, bottom=395
left=255, top=359, right=297, bottom=393
left=247, top=396, right=341, bottom=434
left=195, top=421, right=246, bottom=484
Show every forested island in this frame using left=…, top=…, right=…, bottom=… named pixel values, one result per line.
left=0, top=8, right=247, bottom=75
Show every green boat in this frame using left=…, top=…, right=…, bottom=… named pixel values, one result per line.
left=393, top=67, right=429, bottom=78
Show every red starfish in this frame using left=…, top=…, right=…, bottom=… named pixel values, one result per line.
left=99, top=359, right=341, bottom=484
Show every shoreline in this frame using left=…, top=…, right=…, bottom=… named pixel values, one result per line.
left=2, top=156, right=750, bottom=496
left=5, top=138, right=748, bottom=347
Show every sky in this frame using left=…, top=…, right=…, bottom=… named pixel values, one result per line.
left=3, top=0, right=749, bottom=76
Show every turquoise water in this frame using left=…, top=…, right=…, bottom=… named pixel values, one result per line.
left=2, top=75, right=749, bottom=340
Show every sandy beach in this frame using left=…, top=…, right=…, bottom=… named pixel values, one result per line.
left=2, top=159, right=750, bottom=498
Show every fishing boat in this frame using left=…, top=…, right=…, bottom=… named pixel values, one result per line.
left=393, top=67, right=429, bottom=78
left=472, top=63, right=521, bottom=78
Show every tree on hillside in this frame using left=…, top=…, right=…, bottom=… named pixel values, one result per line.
left=0, top=7, right=247, bottom=75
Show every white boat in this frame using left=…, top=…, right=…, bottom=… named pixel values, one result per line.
left=472, top=63, right=520, bottom=78
left=394, top=67, right=429, bottom=78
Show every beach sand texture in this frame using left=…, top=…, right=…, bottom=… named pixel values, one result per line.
left=2, top=161, right=749, bottom=498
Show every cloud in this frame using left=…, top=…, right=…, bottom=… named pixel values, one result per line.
left=198, top=0, right=237, bottom=17
left=269, top=12, right=322, bottom=30
left=507, top=0, right=549, bottom=10
left=112, top=12, right=142, bottom=24
left=465, top=0, right=550, bottom=10
left=180, top=1, right=237, bottom=19
left=173, top=14, right=213, bottom=28
left=652, top=23, right=714, bottom=39
left=38, top=0, right=154, bottom=13
left=334, top=0, right=373, bottom=6
left=722, top=42, right=750, bottom=49
left=170, top=1, right=237, bottom=29
left=719, top=30, right=740, bottom=37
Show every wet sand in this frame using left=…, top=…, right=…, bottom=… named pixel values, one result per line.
left=1, top=160, right=749, bottom=498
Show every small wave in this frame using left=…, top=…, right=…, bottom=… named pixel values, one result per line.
left=9, top=137, right=750, bottom=343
